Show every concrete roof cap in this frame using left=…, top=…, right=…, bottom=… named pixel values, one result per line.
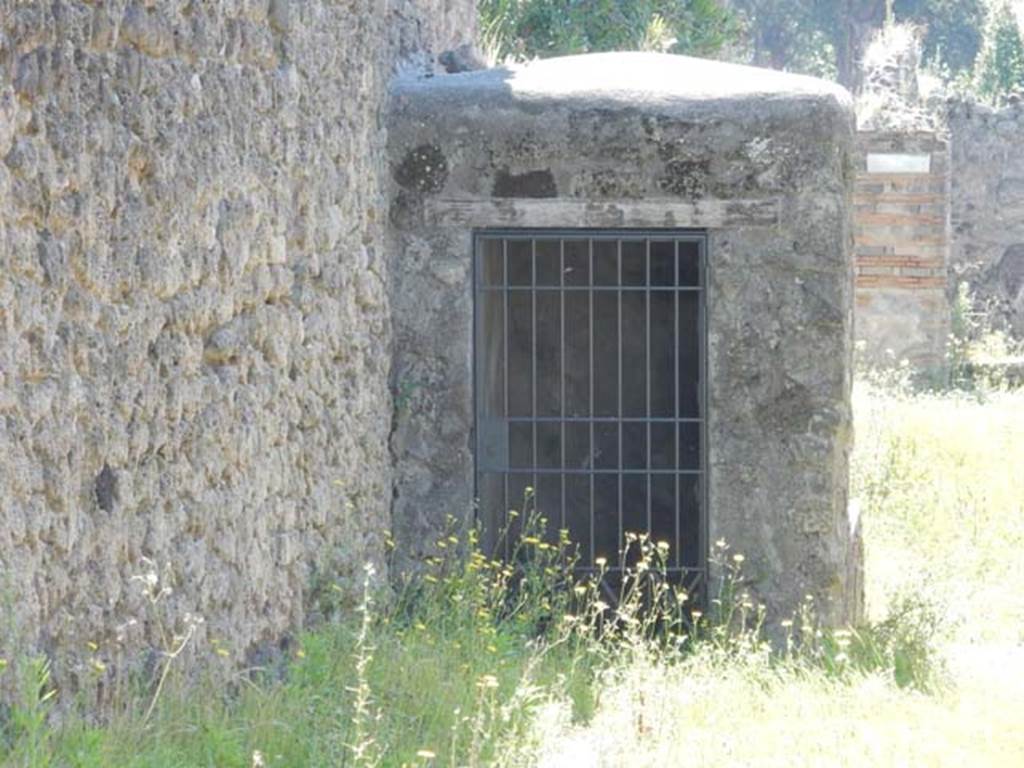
left=393, top=52, right=853, bottom=118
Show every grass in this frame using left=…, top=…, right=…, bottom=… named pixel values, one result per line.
left=533, top=649, right=1024, bottom=767
left=2, top=379, right=1023, bottom=766
left=854, top=378, right=1024, bottom=643
left=533, top=377, right=1024, bottom=766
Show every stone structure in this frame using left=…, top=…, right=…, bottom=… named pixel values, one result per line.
left=853, top=131, right=951, bottom=368
left=388, top=53, right=862, bottom=628
left=948, top=98, right=1024, bottom=337
left=856, top=23, right=936, bottom=134
left=849, top=24, right=952, bottom=371
left=1, top=7, right=865, bottom=689
left=850, top=23, right=1024, bottom=359
left=0, top=0, right=472, bottom=685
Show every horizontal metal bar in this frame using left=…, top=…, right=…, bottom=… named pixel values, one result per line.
left=504, top=416, right=703, bottom=424
left=574, top=566, right=706, bottom=574
left=473, top=229, right=707, bottom=595
left=476, top=229, right=709, bottom=240
left=478, top=286, right=703, bottom=293
left=490, top=468, right=704, bottom=476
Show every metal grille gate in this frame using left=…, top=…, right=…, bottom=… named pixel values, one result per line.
left=474, top=230, right=706, bottom=587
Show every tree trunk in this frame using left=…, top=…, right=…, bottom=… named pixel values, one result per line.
left=834, top=0, right=886, bottom=91
left=754, top=23, right=788, bottom=70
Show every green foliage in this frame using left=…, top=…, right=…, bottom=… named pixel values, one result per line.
left=893, top=0, right=986, bottom=74
left=737, top=0, right=990, bottom=85
left=480, top=0, right=995, bottom=90
left=974, top=0, right=1024, bottom=104
left=853, top=380, right=1024, bottom=645
left=845, top=593, right=946, bottom=690
left=733, top=0, right=892, bottom=85
left=946, top=281, right=1024, bottom=390
left=8, top=385, right=1024, bottom=763
left=0, top=508, right=950, bottom=766
left=479, top=0, right=738, bottom=61
left=0, top=658, right=57, bottom=767
left=948, top=280, right=984, bottom=387
left=731, top=0, right=835, bottom=75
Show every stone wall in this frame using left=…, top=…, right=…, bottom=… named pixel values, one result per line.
left=388, top=54, right=861, bottom=629
left=853, top=131, right=950, bottom=368
left=948, top=99, right=1024, bottom=337
left=0, top=0, right=472, bottom=687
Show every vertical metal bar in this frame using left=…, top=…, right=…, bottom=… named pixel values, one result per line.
left=559, top=239, right=566, bottom=538
left=646, top=239, right=652, bottom=538
left=698, top=235, right=708, bottom=595
left=617, top=239, right=623, bottom=566
left=531, top=239, right=538, bottom=522
left=476, top=230, right=704, bottom=585
left=588, top=239, right=595, bottom=567
left=674, top=239, right=681, bottom=568
left=473, top=235, right=480, bottom=541
left=503, top=237, right=510, bottom=560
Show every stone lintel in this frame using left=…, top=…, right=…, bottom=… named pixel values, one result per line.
left=424, top=197, right=781, bottom=229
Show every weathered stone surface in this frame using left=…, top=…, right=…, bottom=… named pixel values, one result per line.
left=999, top=244, right=1024, bottom=298
left=948, top=99, right=1024, bottom=336
left=855, top=24, right=938, bottom=133
left=852, top=131, right=951, bottom=370
left=387, top=53, right=861, bottom=628
left=0, top=0, right=473, bottom=691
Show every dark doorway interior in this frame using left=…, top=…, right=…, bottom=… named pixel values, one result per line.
left=474, top=231, right=706, bottom=583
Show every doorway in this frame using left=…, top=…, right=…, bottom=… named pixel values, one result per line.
left=474, top=231, right=706, bottom=584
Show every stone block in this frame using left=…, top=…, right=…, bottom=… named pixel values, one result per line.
left=0, top=0, right=476, bottom=695
left=388, top=53, right=860, bottom=630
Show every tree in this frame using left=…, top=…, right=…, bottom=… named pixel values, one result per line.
left=732, top=0, right=887, bottom=87
left=736, top=0, right=990, bottom=88
left=973, top=0, right=1024, bottom=104
left=892, top=0, right=986, bottom=74
left=827, top=0, right=889, bottom=90
left=479, top=0, right=738, bottom=61
left=730, top=0, right=824, bottom=72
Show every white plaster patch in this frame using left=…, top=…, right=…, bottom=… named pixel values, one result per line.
left=866, top=153, right=931, bottom=174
